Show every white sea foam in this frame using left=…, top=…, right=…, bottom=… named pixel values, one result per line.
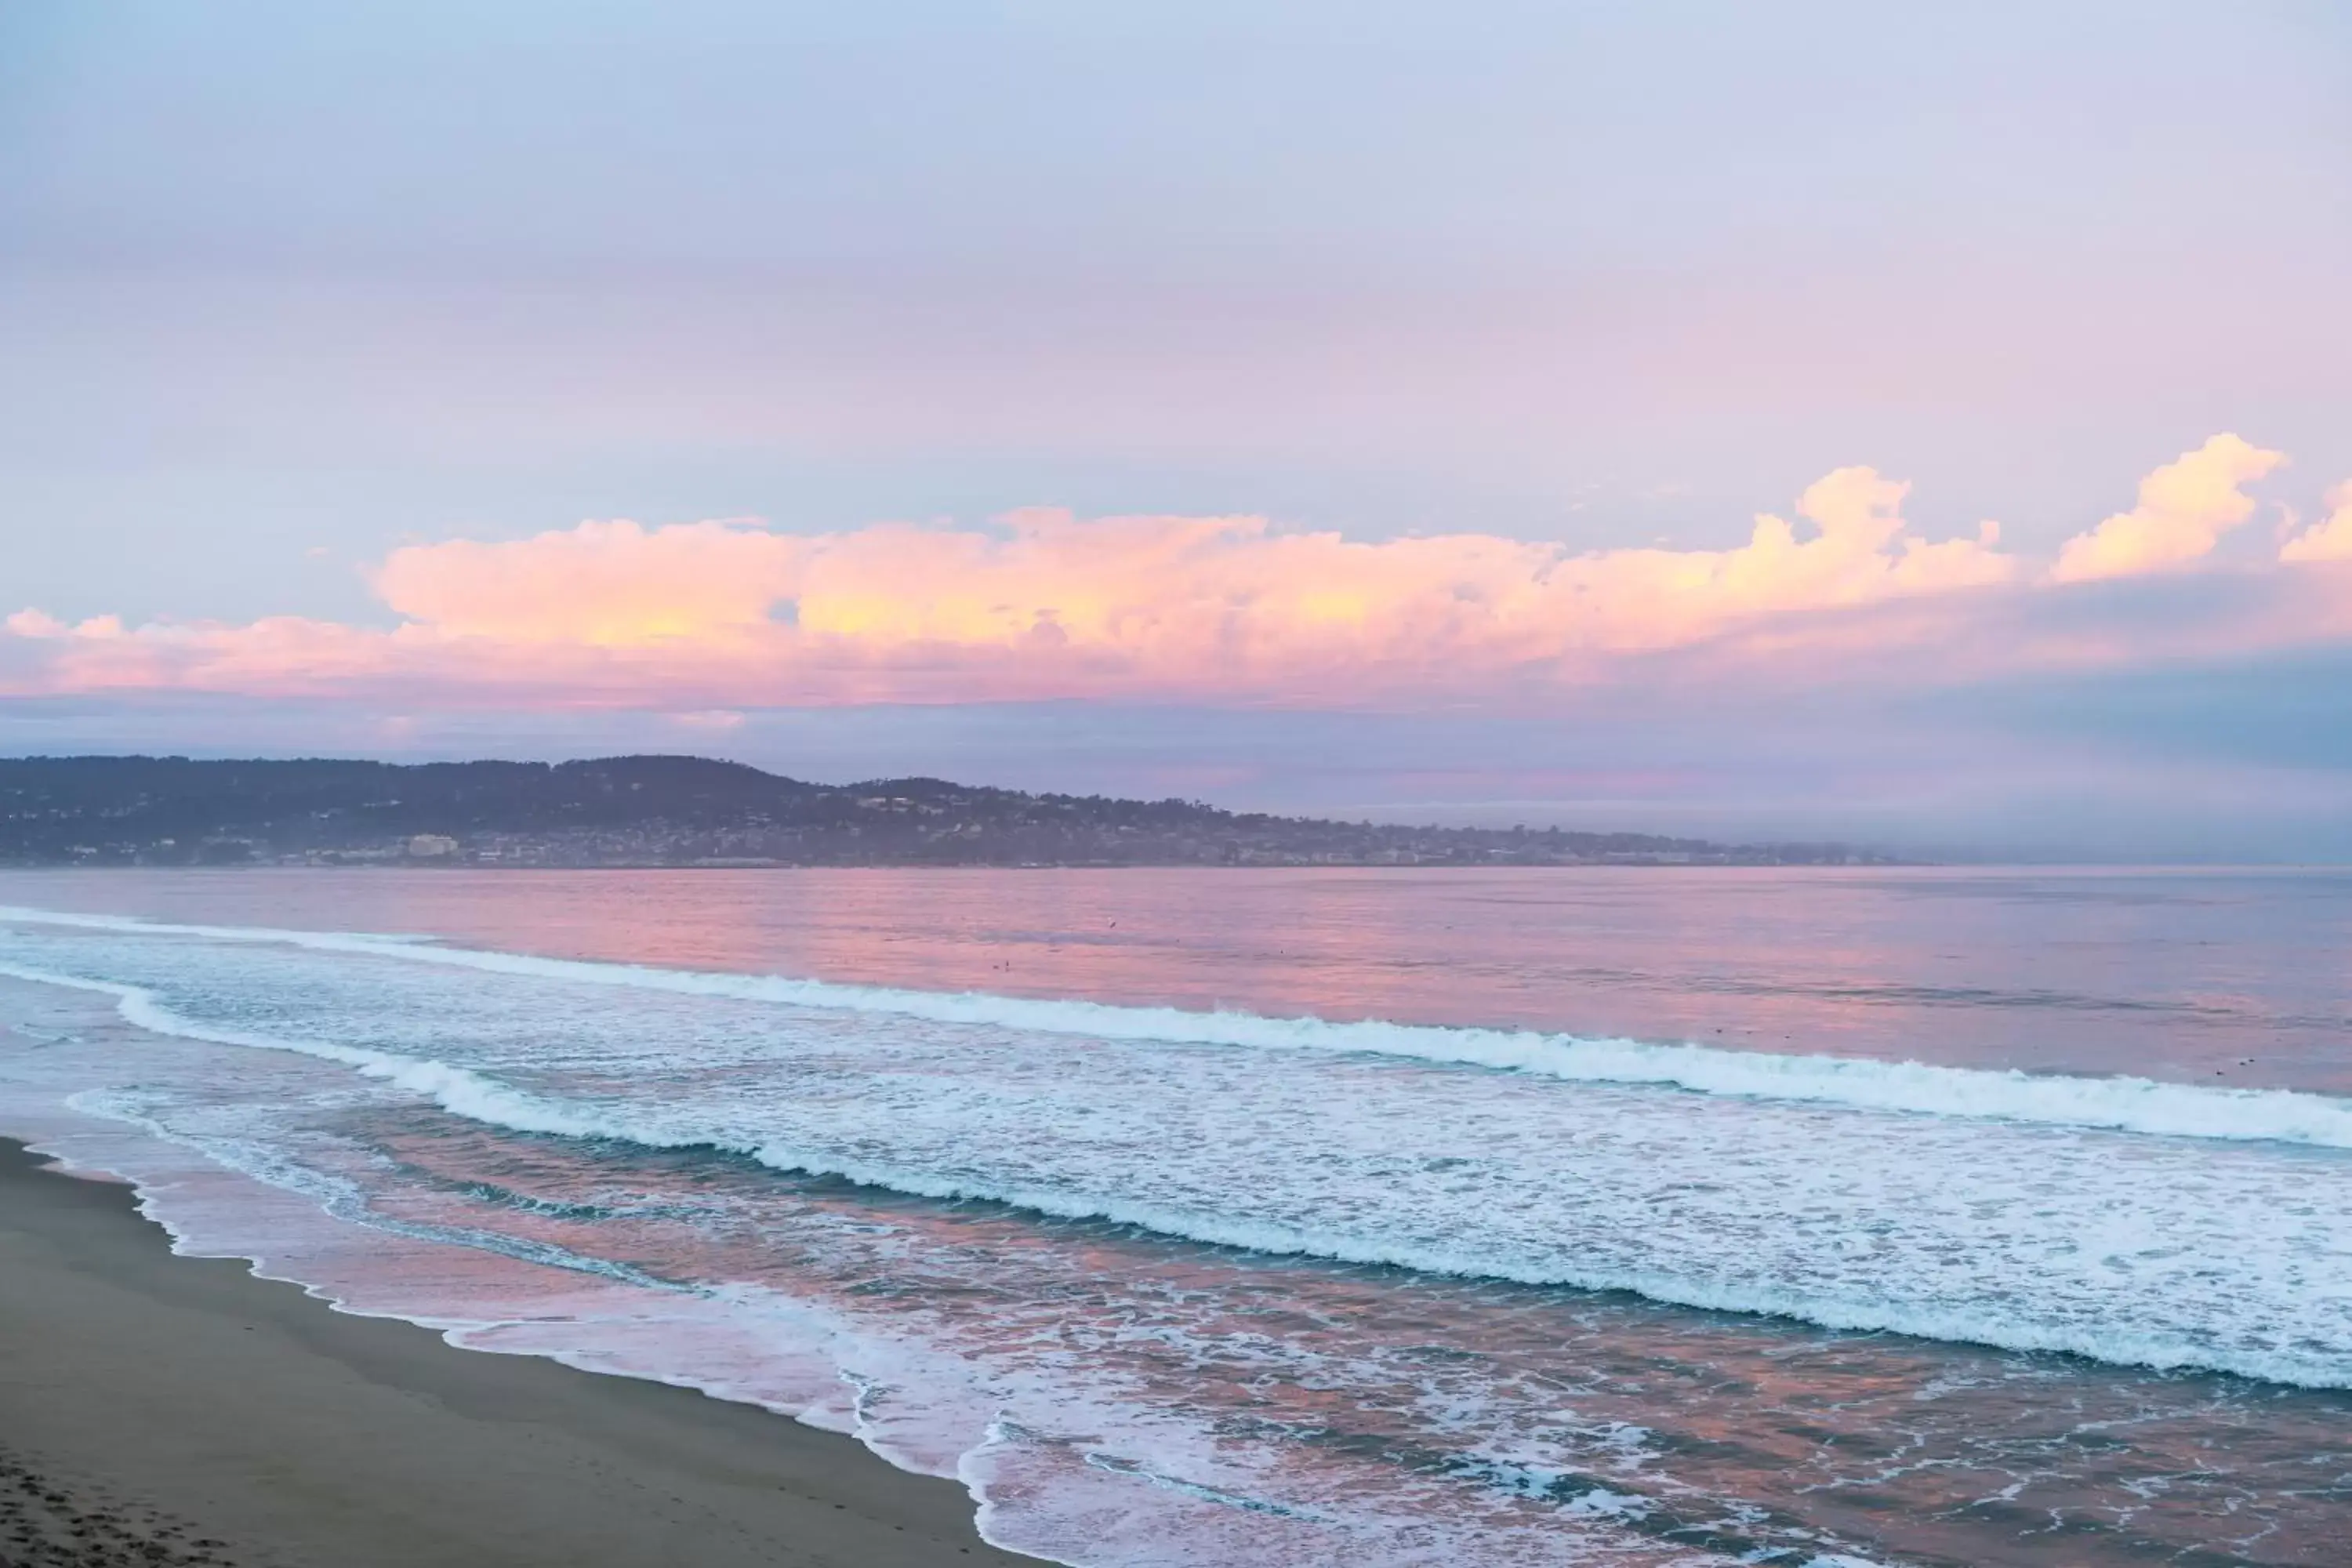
left=4, top=950, right=2349, bottom=1391
left=2, top=904, right=2347, bottom=1149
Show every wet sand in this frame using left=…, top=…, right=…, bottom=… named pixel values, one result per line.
left=0, top=1138, right=1037, bottom=1568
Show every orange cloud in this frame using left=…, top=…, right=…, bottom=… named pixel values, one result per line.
left=2281, top=482, right=2352, bottom=564
left=344, top=466, right=2016, bottom=697
left=2049, top=434, right=2285, bottom=583
left=5, top=437, right=2341, bottom=712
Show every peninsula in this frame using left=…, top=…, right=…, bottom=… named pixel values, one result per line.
left=0, top=755, right=1887, bottom=869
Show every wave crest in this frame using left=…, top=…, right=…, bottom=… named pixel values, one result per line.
left=4, top=904, right=2349, bottom=1148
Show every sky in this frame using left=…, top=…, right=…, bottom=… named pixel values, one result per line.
left=3, top=1, right=2350, bottom=858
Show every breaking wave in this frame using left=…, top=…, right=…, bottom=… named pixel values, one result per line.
left=3, top=951, right=2349, bottom=1390
left=3, top=905, right=2348, bottom=1149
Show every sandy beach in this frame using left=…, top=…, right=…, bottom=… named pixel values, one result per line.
left=0, top=1137, right=1035, bottom=1568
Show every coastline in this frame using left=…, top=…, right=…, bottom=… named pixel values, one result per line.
left=0, top=1138, right=1036, bottom=1568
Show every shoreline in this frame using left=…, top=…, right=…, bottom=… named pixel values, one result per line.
left=0, top=1136, right=1037, bottom=1568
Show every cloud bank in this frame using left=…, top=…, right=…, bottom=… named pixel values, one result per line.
left=8, top=436, right=2347, bottom=713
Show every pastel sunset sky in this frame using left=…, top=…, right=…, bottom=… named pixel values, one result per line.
left=5, top=2, right=2350, bottom=856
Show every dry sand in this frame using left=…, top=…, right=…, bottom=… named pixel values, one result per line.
left=0, top=1138, right=1040, bottom=1568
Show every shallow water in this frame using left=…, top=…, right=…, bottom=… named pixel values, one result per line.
left=1, top=867, right=2346, bottom=1564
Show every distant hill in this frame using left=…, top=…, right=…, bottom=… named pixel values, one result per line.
left=0, top=755, right=1889, bottom=868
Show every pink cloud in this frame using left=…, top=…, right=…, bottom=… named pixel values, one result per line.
left=2049, top=434, right=2285, bottom=583
left=355, top=465, right=2014, bottom=691
left=2281, top=481, right=2352, bottom=564
left=372, top=519, right=804, bottom=644
left=5, top=437, right=2343, bottom=713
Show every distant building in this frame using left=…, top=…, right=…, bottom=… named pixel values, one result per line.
left=407, top=833, right=460, bottom=859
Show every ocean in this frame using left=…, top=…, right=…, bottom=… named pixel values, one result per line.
left=0, top=866, right=2345, bottom=1566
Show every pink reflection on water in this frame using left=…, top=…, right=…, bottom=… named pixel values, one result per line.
left=3, top=865, right=2347, bottom=1089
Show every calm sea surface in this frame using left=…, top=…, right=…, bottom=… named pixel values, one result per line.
left=1, top=867, right=2346, bottom=1565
